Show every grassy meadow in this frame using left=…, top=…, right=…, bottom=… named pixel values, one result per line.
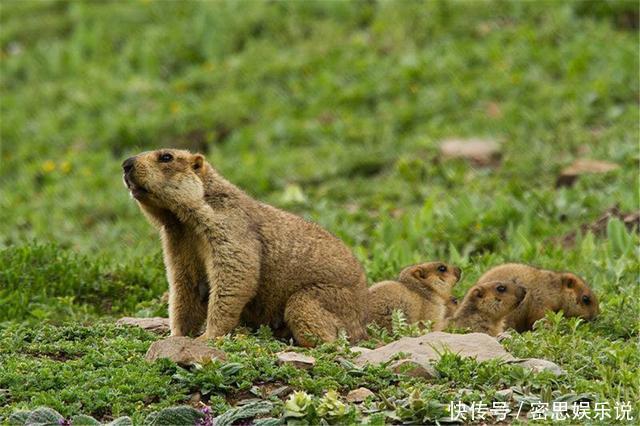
left=1, top=0, right=639, bottom=424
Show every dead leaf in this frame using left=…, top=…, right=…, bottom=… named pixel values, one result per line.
left=556, top=159, right=619, bottom=187
left=439, top=138, right=502, bottom=167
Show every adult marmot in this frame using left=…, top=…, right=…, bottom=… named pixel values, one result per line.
left=449, top=280, right=526, bottom=336
left=122, top=149, right=368, bottom=346
left=367, top=262, right=461, bottom=331
left=475, top=263, right=599, bottom=332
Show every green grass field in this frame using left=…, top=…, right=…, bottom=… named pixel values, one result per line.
left=1, top=0, right=639, bottom=424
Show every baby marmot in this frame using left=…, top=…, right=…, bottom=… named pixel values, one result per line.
left=368, top=262, right=461, bottom=331
left=449, top=280, right=526, bottom=336
left=476, top=263, right=599, bottom=332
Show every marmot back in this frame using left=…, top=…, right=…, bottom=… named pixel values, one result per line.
left=476, top=263, right=599, bottom=332
left=367, top=262, right=461, bottom=331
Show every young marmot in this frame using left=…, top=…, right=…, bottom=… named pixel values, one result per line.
left=122, top=149, right=369, bottom=347
left=367, top=262, right=461, bottom=331
left=475, top=263, right=599, bottom=332
left=449, top=280, right=527, bottom=336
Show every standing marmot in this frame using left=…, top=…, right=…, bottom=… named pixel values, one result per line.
left=122, top=149, right=368, bottom=346
left=449, top=280, right=526, bottom=336
left=367, top=262, right=461, bottom=331
left=475, top=263, right=599, bottom=332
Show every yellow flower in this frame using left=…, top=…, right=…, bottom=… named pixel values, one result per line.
left=42, top=160, right=56, bottom=173
left=170, top=102, right=181, bottom=115
left=60, top=161, right=72, bottom=174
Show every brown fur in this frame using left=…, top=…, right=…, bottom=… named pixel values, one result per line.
left=367, top=262, right=461, bottom=331
left=450, top=280, right=526, bottom=336
left=476, top=263, right=599, bottom=332
left=445, top=296, right=459, bottom=319
left=122, top=149, right=369, bottom=346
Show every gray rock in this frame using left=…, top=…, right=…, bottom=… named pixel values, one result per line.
left=276, top=351, right=316, bottom=369
left=354, top=332, right=565, bottom=379
left=513, top=358, right=566, bottom=376
left=268, top=385, right=292, bottom=398
left=390, top=359, right=439, bottom=379
left=346, top=387, right=375, bottom=403
left=116, top=317, right=170, bottom=334
left=495, top=388, right=514, bottom=400
left=145, top=336, right=226, bottom=366
left=355, top=332, right=516, bottom=368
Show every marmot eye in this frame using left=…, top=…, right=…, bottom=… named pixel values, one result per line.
left=496, top=285, right=506, bottom=293
left=582, top=295, right=591, bottom=305
left=437, top=265, right=447, bottom=273
left=159, top=153, right=173, bottom=163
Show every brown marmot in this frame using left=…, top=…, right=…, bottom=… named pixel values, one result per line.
left=449, top=280, right=527, bottom=336
left=122, top=149, right=369, bottom=347
left=367, top=262, right=461, bottom=331
left=475, top=263, right=599, bottom=332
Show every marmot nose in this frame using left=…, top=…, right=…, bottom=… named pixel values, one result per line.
left=122, top=157, right=135, bottom=174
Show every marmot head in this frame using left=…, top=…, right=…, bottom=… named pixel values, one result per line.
left=466, top=280, right=526, bottom=319
left=559, top=273, right=599, bottom=320
left=122, top=149, right=207, bottom=209
left=398, top=262, right=461, bottom=299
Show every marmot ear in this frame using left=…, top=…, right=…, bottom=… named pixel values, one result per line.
left=412, top=266, right=427, bottom=280
left=192, top=154, right=204, bottom=172
left=473, top=287, right=485, bottom=298
left=561, top=273, right=578, bottom=289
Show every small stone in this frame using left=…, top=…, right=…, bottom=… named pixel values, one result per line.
left=268, top=385, right=292, bottom=398
left=440, top=138, right=502, bottom=167
left=514, top=358, right=566, bottom=376
left=496, top=331, right=513, bottom=342
left=556, top=159, right=619, bottom=187
left=390, top=359, right=439, bottom=379
left=189, top=391, right=202, bottom=405
left=346, top=387, right=375, bottom=403
left=495, top=388, right=514, bottom=400
left=276, top=351, right=316, bottom=369
left=116, top=317, right=170, bottom=334
left=145, top=336, right=226, bottom=366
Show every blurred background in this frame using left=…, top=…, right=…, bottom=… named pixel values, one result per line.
left=0, top=0, right=638, bottom=322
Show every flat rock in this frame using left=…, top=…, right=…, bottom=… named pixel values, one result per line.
left=354, top=332, right=564, bottom=378
left=145, top=336, right=226, bottom=366
left=556, top=159, right=619, bottom=187
left=116, top=317, right=170, bottom=334
left=276, top=351, right=316, bottom=369
left=346, top=387, right=375, bottom=403
left=439, top=138, right=501, bottom=167
left=355, top=332, right=516, bottom=368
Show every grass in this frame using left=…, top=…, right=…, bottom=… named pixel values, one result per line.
left=0, top=0, right=638, bottom=423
